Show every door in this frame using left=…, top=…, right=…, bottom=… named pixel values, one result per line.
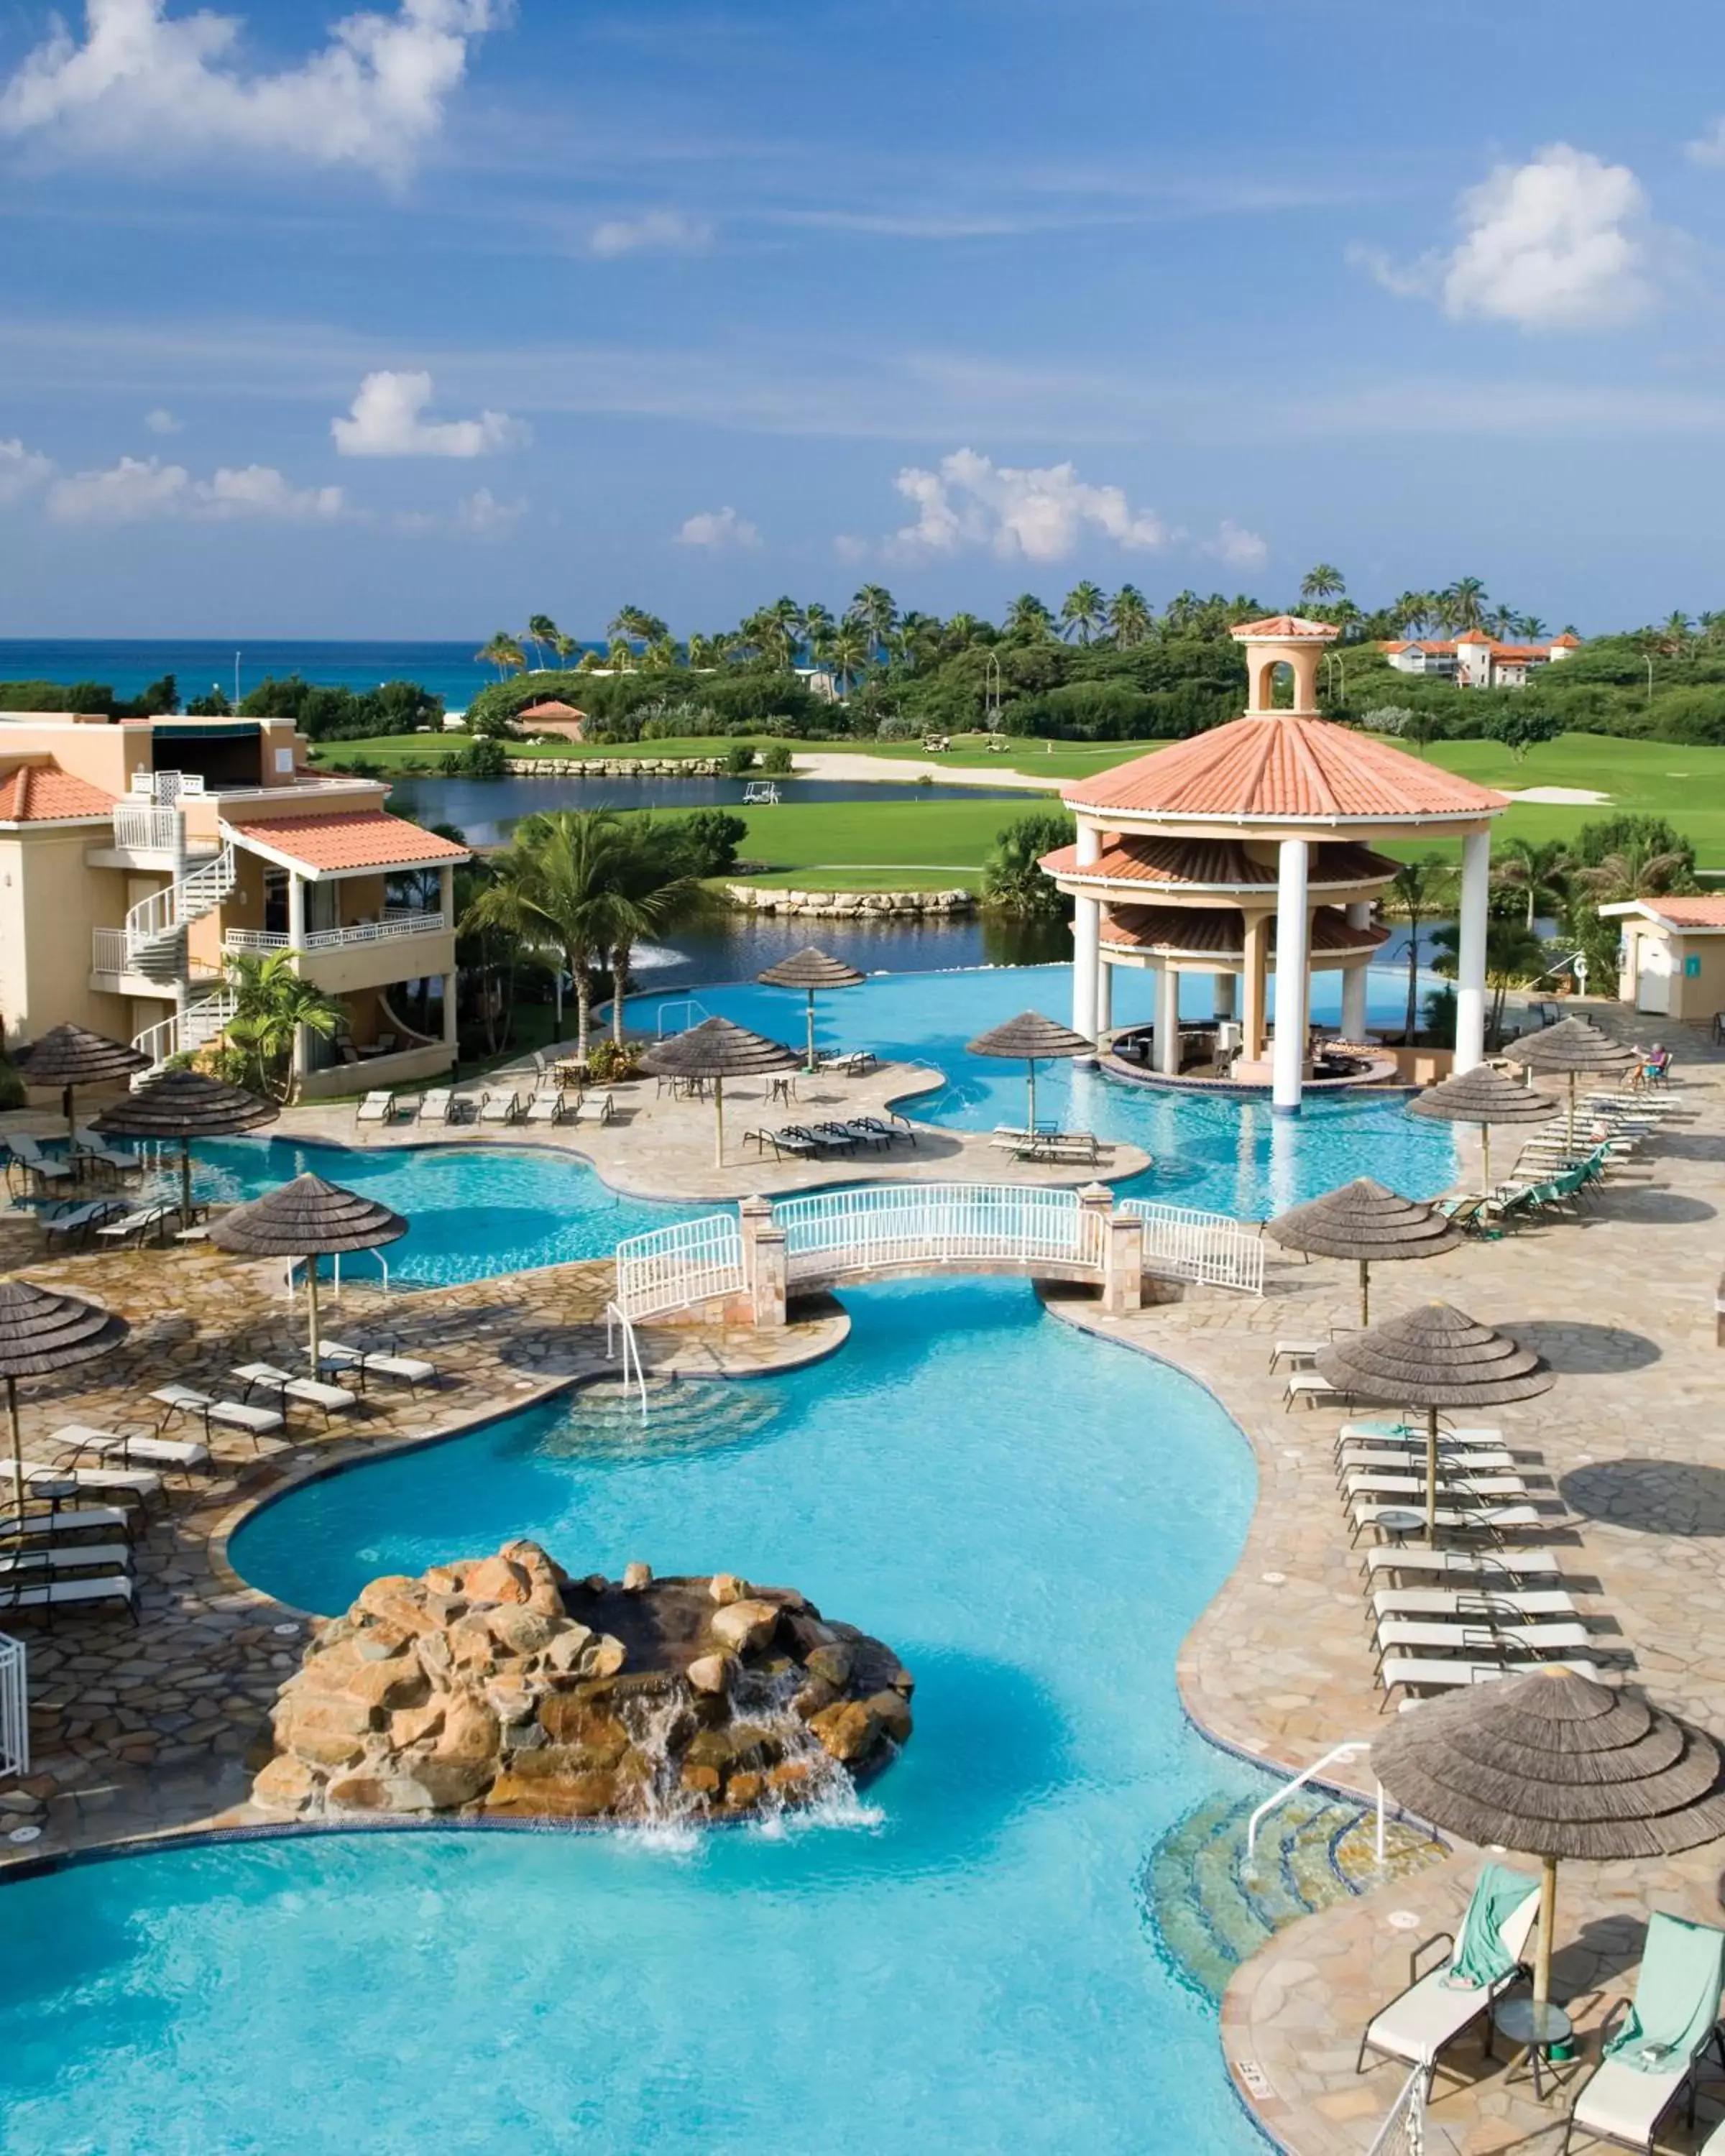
left=1636, top=938, right=1672, bottom=1015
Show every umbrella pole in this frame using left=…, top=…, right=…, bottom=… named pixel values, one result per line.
left=1026, top=1059, right=1037, bottom=1133
left=180, top=1137, right=193, bottom=1232
left=6, top=1377, right=22, bottom=1548
left=1425, top=1405, right=1439, bottom=1543
left=805, top=990, right=816, bottom=1076
left=1358, top=1259, right=1369, bottom=1330
left=64, top=1083, right=76, bottom=1148
left=714, top=1074, right=725, bottom=1167
left=1567, top=1072, right=1578, bottom=1155
left=305, top=1262, right=322, bottom=1373
left=1533, top=1853, right=1558, bottom=2008
left=1480, top=1120, right=1491, bottom=1194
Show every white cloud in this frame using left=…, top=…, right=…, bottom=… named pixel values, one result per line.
left=331, top=369, right=527, bottom=457
left=143, top=406, right=182, bottom=435
left=882, top=447, right=1169, bottom=563
left=1356, top=144, right=1656, bottom=331
left=0, top=438, right=55, bottom=504
left=589, top=209, right=713, bottom=259
left=673, top=505, right=760, bottom=550
left=1687, top=118, right=1725, bottom=167
left=1200, top=520, right=1268, bottom=571
left=45, top=453, right=342, bottom=524
left=454, top=487, right=524, bottom=538
left=0, top=0, right=500, bottom=180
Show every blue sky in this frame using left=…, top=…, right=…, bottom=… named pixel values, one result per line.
left=1, top=0, right=1724, bottom=637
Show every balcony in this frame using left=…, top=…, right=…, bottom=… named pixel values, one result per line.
left=224, top=909, right=447, bottom=957
left=89, top=926, right=219, bottom=999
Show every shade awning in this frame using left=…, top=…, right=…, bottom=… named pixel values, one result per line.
left=1267, top=1178, right=1461, bottom=1263
left=642, top=1017, right=798, bottom=1079
left=967, top=1011, right=1095, bottom=1061
left=1407, top=1064, right=1561, bottom=1128
left=756, top=948, right=865, bottom=991
left=1317, top=1300, right=1552, bottom=1409
left=208, top=1173, right=408, bottom=1258
left=1509, top=1016, right=1638, bottom=1075
left=17, top=1024, right=150, bottom=1091
left=0, top=1278, right=129, bottom=1379
left=91, top=1069, right=279, bottom=1141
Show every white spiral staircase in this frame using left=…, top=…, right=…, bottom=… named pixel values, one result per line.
left=122, top=842, right=240, bottom=1075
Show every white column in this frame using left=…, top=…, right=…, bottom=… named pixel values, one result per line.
left=1212, top=972, right=1236, bottom=1020
left=1156, top=964, right=1180, bottom=1075
left=1455, top=829, right=1491, bottom=1073
left=1272, top=839, right=1310, bottom=1115
left=287, top=873, right=307, bottom=953
left=1095, top=954, right=1113, bottom=1036
left=438, top=862, right=455, bottom=927
left=1072, top=823, right=1100, bottom=1039
left=442, top=972, right=459, bottom=1053
left=1340, top=902, right=1371, bottom=1040
left=1072, top=898, right=1099, bottom=1039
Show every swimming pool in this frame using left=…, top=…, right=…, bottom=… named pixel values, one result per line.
left=135, top=1136, right=705, bottom=1286
left=637, top=963, right=1457, bottom=1217
left=5, top=1281, right=1264, bottom=2155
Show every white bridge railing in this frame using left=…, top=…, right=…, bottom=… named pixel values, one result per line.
left=615, top=1214, right=745, bottom=1321
left=1120, top=1199, right=1264, bottom=1296
left=0, top=1633, right=27, bottom=1778
left=776, top=1183, right=1106, bottom=1282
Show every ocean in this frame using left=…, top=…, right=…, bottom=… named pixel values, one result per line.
left=0, top=639, right=572, bottom=712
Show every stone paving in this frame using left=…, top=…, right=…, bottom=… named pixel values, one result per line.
left=0, top=1229, right=845, bottom=1869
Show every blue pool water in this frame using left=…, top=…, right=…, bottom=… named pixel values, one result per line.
left=4, top=1281, right=1264, bottom=2155
left=136, top=1135, right=704, bottom=1285
left=638, top=963, right=1457, bottom=1218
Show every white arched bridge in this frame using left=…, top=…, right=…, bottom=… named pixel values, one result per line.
left=612, top=1182, right=1263, bottom=1331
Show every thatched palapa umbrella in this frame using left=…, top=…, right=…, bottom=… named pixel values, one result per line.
left=1317, top=1301, right=1552, bottom=1539
left=1407, top=1063, right=1560, bottom=1192
left=1509, top=1015, right=1637, bottom=1153
left=0, top=1279, right=128, bottom=1539
left=209, top=1174, right=407, bottom=1370
left=1266, top=1178, right=1460, bottom=1329
left=643, top=1018, right=797, bottom=1166
left=756, top=947, right=865, bottom=1074
left=967, top=1011, right=1095, bottom=1133
left=1374, top=1667, right=1725, bottom=2009
left=93, top=1068, right=277, bottom=1229
left=16, top=1023, right=149, bottom=1145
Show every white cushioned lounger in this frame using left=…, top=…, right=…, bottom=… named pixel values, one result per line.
left=1361, top=1884, right=1541, bottom=2073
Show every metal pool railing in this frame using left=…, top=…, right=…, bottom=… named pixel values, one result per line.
left=773, top=1183, right=1106, bottom=1281
left=614, top=1214, right=745, bottom=1320
left=0, top=1633, right=27, bottom=1778
left=1118, top=1199, right=1264, bottom=1296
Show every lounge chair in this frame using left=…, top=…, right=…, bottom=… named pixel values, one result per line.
left=1348, top=1499, right=1547, bottom=1546
left=40, top=1198, right=128, bottom=1248
left=50, top=1424, right=210, bottom=1479
left=1284, top=1372, right=1343, bottom=1410
left=1374, top=1613, right=1591, bottom=1660
left=231, top=1363, right=359, bottom=1421
left=319, top=1341, right=437, bottom=1392
left=1357, top=1861, right=1541, bottom=2091
left=70, top=1128, right=143, bottom=1178
left=95, top=1199, right=175, bottom=1246
left=420, top=1088, right=454, bottom=1125
left=479, top=1089, right=524, bottom=1125
left=150, top=1385, right=284, bottom=1444
left=525, top=1087, right=568, bottom=1125
left=746, top=1127, right=819, bottom=1160
left=0, top=1570, right=137, bottom=1621
left=1362, top=1547, right=1563, bottom=1587
left=6, top=1135, right=73, bottom=1191
left=851, top=1113, right=914, bottom=1146
left=1379, top=1653, right=1600, bottom=1697
left=0, top=1458, right=162, bottom=1504
left=1371, top=1586, right=1578, bottom=1621
left=1563, top=1912, right=1725, bottom=2153
left=1, top=1503, right=132, bottom=1547
left=1343, top=1472, right=1531, bottom=1503
left=569, top=1089, right=615, bottom=1125
left=0, top=1541, right=132, bottom=1577
left=818, top=1120, right=891, bottom=1152
left=1338, top=1445, right=1514, bottom=1477
left=355, top=1090, right=395, bottom=1125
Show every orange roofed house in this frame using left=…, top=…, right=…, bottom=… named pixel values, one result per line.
left=0, top=709, right=469, bottom=1097
left=1039, top=616, right=1510, bottom=1113
left=1382, top=630, right=1581, bottom=688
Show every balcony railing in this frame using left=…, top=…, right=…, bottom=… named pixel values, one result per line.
left=110, top=803, right=183, bottom=853
left=223, top=909, right=447, bottom=957
left=91, top=926, right=220, bottom=985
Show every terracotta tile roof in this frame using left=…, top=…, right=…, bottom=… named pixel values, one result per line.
left=1551, top=632, right=1582, bottom=648
left=1040, top=837, right=1397, bottom=889
left=1100, top=903, right=1387, bottom=957
left=1062, top=715, right=1508, bottom=824
left=519, top=700, right=585, bottom=719
left=226, top=809, right=470, bottom=873
left=1644, top=896, right=1725, bottom=929
left=1228, top=614, right=1340, bottom=643
left=0, top=761, right=119, bottom=824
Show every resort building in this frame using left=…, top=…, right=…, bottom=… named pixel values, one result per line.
left=0, top=710, right=468, bottom=1097
left=1041, top=616, right=1510, bottom=1112
left=515, top=698, right=587, bottom=742
left=1599, top=894, right=1725, bottom=1022
left=1381, top=630, right=1581, bottom=688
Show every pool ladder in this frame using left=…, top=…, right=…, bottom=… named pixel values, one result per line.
left=604, top=1302, right=649, bottom=1420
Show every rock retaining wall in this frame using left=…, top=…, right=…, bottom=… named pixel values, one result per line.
left=252, top=1541, right=913, bottom=1825
left=724, top=883, right=975, bottom=918
left=505, top=757, right=728, bottom=777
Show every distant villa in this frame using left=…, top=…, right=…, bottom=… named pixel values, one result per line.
left=1379, top=630, right=1582, bottom=689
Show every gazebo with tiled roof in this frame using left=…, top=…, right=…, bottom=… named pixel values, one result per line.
left=1039, top=615, right=1509, bottom=1112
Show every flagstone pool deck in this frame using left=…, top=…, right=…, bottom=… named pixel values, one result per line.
left=1, top=1014, right=1722, bottom=2155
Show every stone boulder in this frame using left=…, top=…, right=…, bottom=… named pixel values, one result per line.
left=251, top=1544, right=911, bottom=1828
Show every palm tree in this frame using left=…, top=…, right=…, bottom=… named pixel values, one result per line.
left=222, top=949, right=344, bottom=1102
left=686, top=632, right=718, bottom=671
left=825, top=622, right=870, bottom=696
left=525, top=614, right=560, bottom=670
left=599, top=819, right=711, bottom=1045
left=850, top=584, right=898, bottom=660
left=1658, top=610, right=1693, bottom=658
left=1299, top=563, right=1346, bottom=607
left=476, top=632, right=525, bottom=679
left=1430, top=913, right=1548, bottom=1051
left=1574, top=843, right=1690, bottom=906
left=550, top=630, right=579, bottom=671
left=461, top=808, right=629, bottom=1065
left=1492, top=837, right=1571, bottom=932
left=942, top=612, right=990, bottom=652
left=1060, top=581, right=1107, bottom=645
left=643, top=635, right=681, bottom=669
left=893, top=610, right=943, bottom=671
left=1387, top=856, right=1453, bottom=1044
left=801, top=601, right=836, bottom=660
left=1107, top=584, right=1152, bottom=646
left=1516, top=615, right=1548, bottom=643
left=982, top=811, right=1074, bottom=918
left=605, top=637, right=635, bottom=673
left=1392, top=591, right=1436, bottom=637
left=1004, top=592, right=1057, bottom=642
left=1440, top=577, right=1489, bottom=632
left=1490, top=602, right=1518, bottom=640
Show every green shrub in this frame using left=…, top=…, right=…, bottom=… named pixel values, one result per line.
left=676, top=809, right=748, bottom=875
left=758, top=742, right=793, bottom=775
left=586, top=1039, right=643, bottom=1082
left=722, top=740, right=757, bottom=777
left=1649, top=686, right=1725, bottom=744
left=983, top=809, right=1075, bottom=918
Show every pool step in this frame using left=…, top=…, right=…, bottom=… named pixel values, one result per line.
left=1144, top=1785, right=1445, bottom=2003
left=541, top=1376, right=782, bottom=1460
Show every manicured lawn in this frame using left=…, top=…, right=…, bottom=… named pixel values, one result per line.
left=730, top=798, right=1026, bottom=890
